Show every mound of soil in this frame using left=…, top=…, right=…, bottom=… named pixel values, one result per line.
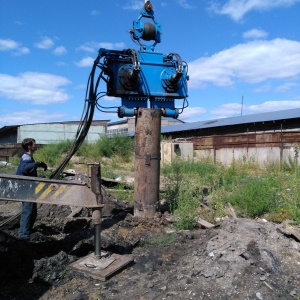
left=0, top=196, right=299, bottom=300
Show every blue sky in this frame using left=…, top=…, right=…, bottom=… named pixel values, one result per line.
left=1, top=0, right=300, bottom=127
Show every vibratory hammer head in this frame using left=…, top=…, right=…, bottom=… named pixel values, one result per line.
left=144, top=0, right=153, bottom=12
left=130, top=0, right=162, bottom=51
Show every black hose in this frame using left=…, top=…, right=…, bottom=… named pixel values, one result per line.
left=49, top=57, right=99, bottom=179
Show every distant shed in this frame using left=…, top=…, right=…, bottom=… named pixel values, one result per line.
left=17, top=121, right=107, bottom=144
left=0, top=120, right=109, bottom=161
left=160, top=108, right=300, bottom=166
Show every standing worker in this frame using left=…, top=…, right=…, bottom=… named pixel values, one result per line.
left=17, top=138, right=47, bottom=241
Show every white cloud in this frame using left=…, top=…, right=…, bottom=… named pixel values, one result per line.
left=123, top=1, right=143, bottom=10
left=188, top=39, right=300, bottom=88
left=276, top=82, right=298, bottom=91
left=34, top=37, right=54, bottom=49
left=15, top=47, right=30, bottom=56
left=211, top=0, right=300, bottom=21
left=78, top=44, right=95, bottom=53
left=243, top=29, right=268, bottom=39
left=91, top=10, right=101, bottom=16
left=179, top=106, right=206, bottom=122
left=177, top=0, right=194, bottom=9
left=94, top=111, right=116, bottom=122
left=253, top=83, right=272, bottom=93
left=14, top=20, right=26, bottom=26
left=0, top=38, right=30, bottom=56
left=78, top=42, right=126, bottom=53
left=0, top=39, right=19, bottom=51
left=75, top=57, right=95, bottom=67
left=210, top=100, right=300, bottom=118
left=121, top=0, right=193, bottom=11
left=98, top=42, right=126, bottom=50
left=53, top=46, right=67, bottom=56
left=0, top=110, right=66, bottom=127
left=0, top=72, right=71, bottom=105
left=211, top=103, right=242, bottom=118
left=56, top=61, right=68, bottom=67
left=247, top=100, right=300, bottom=113
left=102, top=95, right=118, bottom=102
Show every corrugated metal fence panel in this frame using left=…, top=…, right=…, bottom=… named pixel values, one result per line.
left=191, top=131, right=300, bottom=150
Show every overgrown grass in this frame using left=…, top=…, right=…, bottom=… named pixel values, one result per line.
left=90, top=134, right=134, bottom=162
left=161, top=158, right=300, bottom=229
left=34, top=134, right=134, bottom=168
left=8, top=136, right=300, bottom=228
left=107, top=184, right=134, bottom=204
left=222, top=176, right=279, bottom=218
left=146, top=232, right=178, bottom=248
left=34, top=140, right=74, bottom=167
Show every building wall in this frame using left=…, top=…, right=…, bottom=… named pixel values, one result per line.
left=182, top=130, right=300, bottom=166
left=107, top=117, right=184, bottom=137
left=161, top=142, right=194, bottom=164
left=195, top=146, right=299, bottom=166
left=0, top=128, right=18, bottom=144
left=18, top=123, right=106, bottom=144
left=107, top=123, right=128, bottom=137
left=0, top=133, right=17, bottom=144
left=0, top=144, right=23, bottom=161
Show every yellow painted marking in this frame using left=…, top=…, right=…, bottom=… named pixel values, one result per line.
left=63, top=185, right=78, bottom=200
left=37, top=184, right=78, bottom=204
left=35, top=183, right=46, bottom=195
left=48, top=184, right=67, bottom=201
left=37, top=185, right=53, bottom=201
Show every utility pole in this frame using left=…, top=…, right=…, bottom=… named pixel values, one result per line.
left=241, top=95, right=244, bottom=116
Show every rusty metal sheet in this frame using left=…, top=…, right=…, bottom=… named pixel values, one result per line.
left=69, top=252, right=134, bottom=281
left=192, top=131, right=300, bottom=150
left=0, top=174, right=103, bottom=208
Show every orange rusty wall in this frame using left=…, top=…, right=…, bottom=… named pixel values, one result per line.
left=184, top=131, right=300, bottom=150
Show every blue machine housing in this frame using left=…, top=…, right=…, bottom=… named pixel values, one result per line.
left=95, top=2, right=189, bottom=119
left=99, top=48, right=188, bottom=118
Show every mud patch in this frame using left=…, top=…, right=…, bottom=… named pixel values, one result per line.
left=0, top=199, right=299, bottom=300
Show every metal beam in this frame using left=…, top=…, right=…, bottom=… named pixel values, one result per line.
left=0, top=174, right=103, bottom=208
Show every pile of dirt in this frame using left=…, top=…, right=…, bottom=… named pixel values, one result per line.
left=0, top=196, right=299, bottom=299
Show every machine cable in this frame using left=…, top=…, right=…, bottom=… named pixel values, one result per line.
left=50, top=56, right=100, bottom=179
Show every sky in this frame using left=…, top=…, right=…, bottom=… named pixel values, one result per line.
left=1, top=0, right=300, bottom=127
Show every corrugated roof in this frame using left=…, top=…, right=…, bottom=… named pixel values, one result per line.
left=108, top=119, right=128, bottom=126
left=161, top=108, right=300, bottom=134
left=1, top=117, right=183, bottom=129
left=0, top=120, right=110, bottom=131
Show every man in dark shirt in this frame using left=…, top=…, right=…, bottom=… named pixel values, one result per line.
left=17, top=138, right=47, bottom=241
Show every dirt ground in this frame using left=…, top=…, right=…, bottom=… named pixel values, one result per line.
left=0, top=184, right=300, bottom=300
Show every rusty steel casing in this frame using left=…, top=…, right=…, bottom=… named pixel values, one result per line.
left=91, top=164, right=103, bottom=205
left=134, top=108, right=161, bottom=218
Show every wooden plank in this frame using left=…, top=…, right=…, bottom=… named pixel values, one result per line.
left=284, top=225, right=300, bottom=242
left=196, top=219, right=215, bottom=229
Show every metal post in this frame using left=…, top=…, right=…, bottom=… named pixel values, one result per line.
left=134, top=108, right=161, bottom=218
left=91, top=164, right=103, bottom=258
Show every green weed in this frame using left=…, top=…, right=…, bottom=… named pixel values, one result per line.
left=162, top=159, right=300, bottom=226
left=33, top=135, right=134, bottom=169
left=108, top=184, right=134, bottom=204
left=146, top=233, right=178, bottom=247
left=92, top=134, right=134, bottom=162
left=223, top=176, right=279, bottom=218
left=34, top=140, right=74, bottom=167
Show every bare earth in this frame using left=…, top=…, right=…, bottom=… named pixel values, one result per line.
left=0, top=195, right=299, bottom=300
